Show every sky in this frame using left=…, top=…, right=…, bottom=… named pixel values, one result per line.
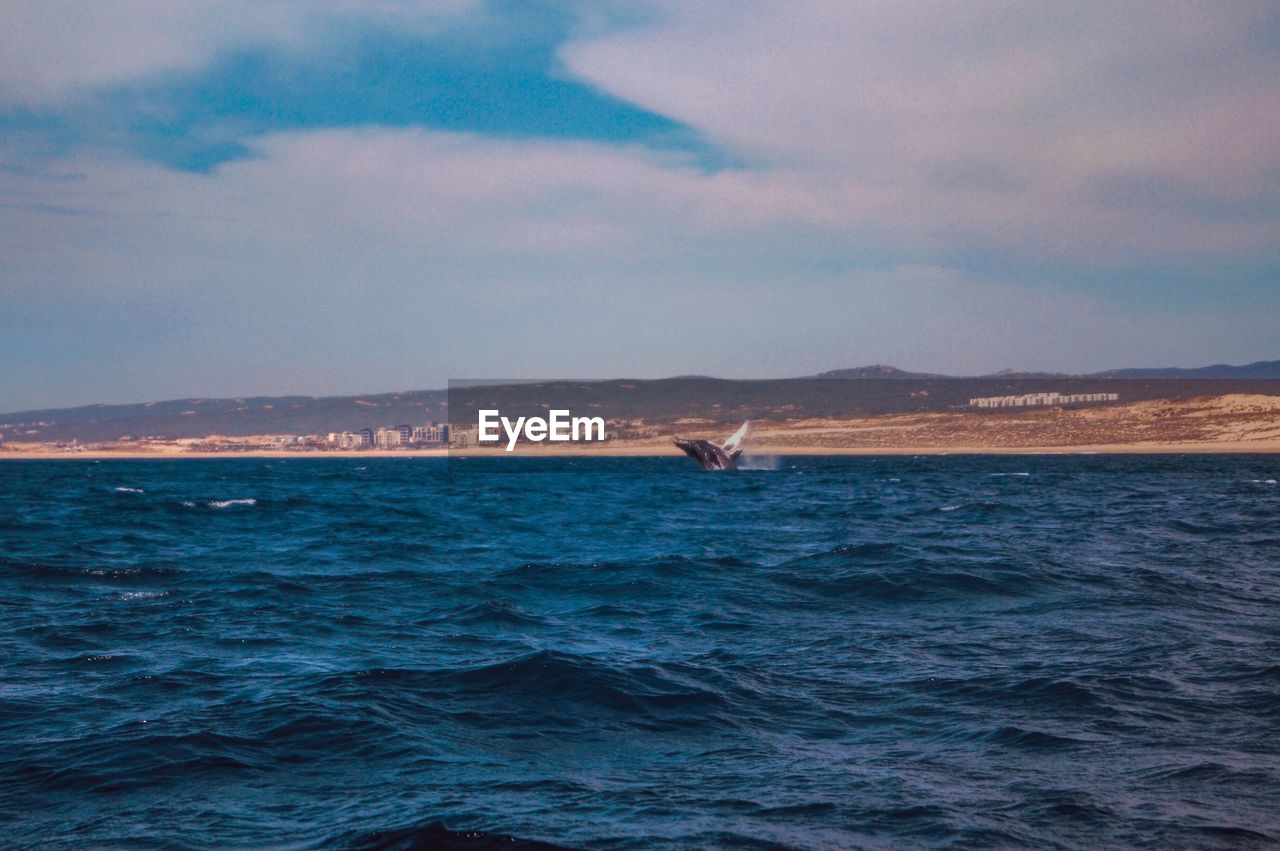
left=1, top=0, right=1278, bottom=411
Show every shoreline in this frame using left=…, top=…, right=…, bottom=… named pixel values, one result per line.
left=4, top=440, right=1280, bottom=460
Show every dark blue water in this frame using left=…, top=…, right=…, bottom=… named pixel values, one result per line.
left=2, top=456, right=1278, bottom=849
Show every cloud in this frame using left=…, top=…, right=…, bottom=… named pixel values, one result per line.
left=561, top=1, right=1280, bottom=264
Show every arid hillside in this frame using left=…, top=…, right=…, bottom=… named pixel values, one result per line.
left=724, top=394, right=1280, bottom=451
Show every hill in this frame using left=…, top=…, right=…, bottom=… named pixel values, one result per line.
left=810, top=365, right=942, bottom=379
left=2, top=361, right=1277, bottom=444
left=811, top=360, right=1280, bottom=380
left=1090, top=360, right=1280, bottom=379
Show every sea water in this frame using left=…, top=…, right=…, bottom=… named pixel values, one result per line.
left=1, top=456, right=1277, bottom=848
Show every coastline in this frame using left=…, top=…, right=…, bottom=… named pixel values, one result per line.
left=6, top=394, right=1277, bottom=460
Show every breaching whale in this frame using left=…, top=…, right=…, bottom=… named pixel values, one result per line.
left=673, top=421, right=749, bottom=471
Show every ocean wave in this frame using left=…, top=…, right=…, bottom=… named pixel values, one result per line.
left=932, top=499, right=1028, bottom=516
left=175, top=497, right=261, bottom=509
left=118, top=590, right=170, bottom=600
left=1189, top=825, right=1277, bottom=843
left=983, top=725, right=1094, bottom=750
left=344, top=820, right=572, bottom=850
left=1140, top=761, right=1275, bottom=785
left=208, top=498, right=257, bottom=509
left=313, top=650, right=729, bottom=723
left=446, top=600, right=549, bottom=627
left=490, top=555, right=749, bottom=596
left=1, top=557, right=183, bottom=583
left=913, top=673, right=1109, bottom=714
left=770, top=544, right=1034, bottom=601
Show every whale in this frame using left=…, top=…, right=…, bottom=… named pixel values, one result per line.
left=673, top=421, right=749, bottom=471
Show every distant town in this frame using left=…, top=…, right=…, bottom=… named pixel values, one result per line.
left=0, top=419, right=654, bottom=455
left=328, top=423, right=452, bottom=450
left=968, top=392, right=1119, bottom=409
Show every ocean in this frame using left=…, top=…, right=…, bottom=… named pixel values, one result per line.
left=1, top=456, right=1277, bottom=848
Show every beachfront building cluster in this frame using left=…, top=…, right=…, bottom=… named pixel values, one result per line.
left=326, top=423, right=450, bottom=449
left=969, top=392, right=1119, bottom=409
left=328, top=429, right=373, bottom=449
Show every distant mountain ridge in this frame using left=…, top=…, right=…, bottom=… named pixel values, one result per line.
left=810, top=360, right=1280, bottom=380
left=2, top=360, right=1276, bottom=443
left=1089, top=360, right=1280, bottom=379
left=812, top=365, right=943, bottom=379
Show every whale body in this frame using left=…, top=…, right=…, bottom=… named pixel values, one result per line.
left=673, top=421, right=749, bottom=471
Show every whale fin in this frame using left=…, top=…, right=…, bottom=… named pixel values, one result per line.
left=722, top=421, right=749, bottom=452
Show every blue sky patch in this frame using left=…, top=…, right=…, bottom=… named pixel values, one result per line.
left=1, top=2, right=715, bottom=173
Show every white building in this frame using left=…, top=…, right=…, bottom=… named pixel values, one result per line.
left=374, top=425, right=411, bottom=449
left=969, top=392, right=1119, bottom=408
left=412, top=423, right=450, bottom=444
left=328, top=430, right=373, bottom=449
left=450, top=426, right=479, bottom=448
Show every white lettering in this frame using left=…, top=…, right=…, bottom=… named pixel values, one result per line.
left=548, top=409, right=570, bottom=441
left=573, top=416, right=605, bottom=441
left=500, top=416, right=525, bottom=452
left=478, top=410, right=501, bottom=442
left=477, top=409, right=607, bottom=450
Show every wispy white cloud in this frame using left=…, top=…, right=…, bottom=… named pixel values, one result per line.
left=562, top=1, right=1280, bottom=262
